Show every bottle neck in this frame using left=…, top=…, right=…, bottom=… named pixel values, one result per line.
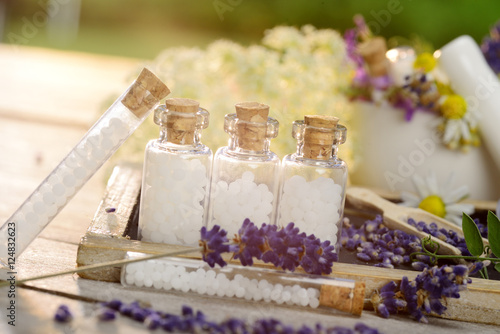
left=223, top=114, right=279, bottom=156
left=292, top=122, right=347, bottom=162
left=158, top=125, right=204, bottom=149
left=227, top=122, right=271, bottom=155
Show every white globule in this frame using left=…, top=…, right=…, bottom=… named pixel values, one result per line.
left=210, top=171, right=274, bottom=236
left=140, top=153, right=208, bottom=246
left=124, top=261, right=321, bottom=309
left=279, top=175, right=342, bottom=245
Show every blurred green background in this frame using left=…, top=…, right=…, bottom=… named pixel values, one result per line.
left=2, top=0, right=500, bottom=59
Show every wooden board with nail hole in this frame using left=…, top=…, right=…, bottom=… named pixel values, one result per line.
left=76, top=165, right=500, bottom=326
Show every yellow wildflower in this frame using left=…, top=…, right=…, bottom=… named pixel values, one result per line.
left=440, top=95, right=467, bottom=119
left=413, top=52, right=437, bottom=72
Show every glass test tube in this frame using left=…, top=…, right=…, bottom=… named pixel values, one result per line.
left=121, top=253, right=365, bottom=316
left=0, top=68, right=170, bottom=268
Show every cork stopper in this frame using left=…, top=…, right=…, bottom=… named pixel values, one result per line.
left=319, top=281, right=365, bottom=316
left=303, top=115, right=339, bottom=160
left=235, top=102, right=270, bottom=151
left=357, top=37, right=389, bottom=77
left=122, top=68, right=170, bottom=118
left=165, top=98, right=199, bottom=145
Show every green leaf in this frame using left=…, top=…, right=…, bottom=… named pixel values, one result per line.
left=462, top=212, right=484, bottom=256
left=495, top=263, right=500, bottom=273
left=487, top=211, right=500, bottom=258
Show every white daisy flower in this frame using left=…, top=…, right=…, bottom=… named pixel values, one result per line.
left=399, top=172, right=474, bottom=226
left=439, top=94, right=481, bottom=151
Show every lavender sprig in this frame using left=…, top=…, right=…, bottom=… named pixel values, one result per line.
left=57, top=301, right=383, bottom=334
left=199, top=225, right=237, bottom=267
left=371, top=264, right=470, bottom=323
left=202, top=219, right=338, bottom=275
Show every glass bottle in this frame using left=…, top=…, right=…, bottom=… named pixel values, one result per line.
left=277, top=115, right=347, bottom=254
left=207, top=102, right=280, bottom=236
left=139, top=98, right=212, bottom=247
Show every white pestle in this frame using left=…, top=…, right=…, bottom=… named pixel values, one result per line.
left=439, top=35, right=500, bottom=171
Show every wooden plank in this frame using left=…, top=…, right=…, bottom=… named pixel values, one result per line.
left=86, top=164, right=142, bottom=238
left=75, top=165, right=500, bottom=326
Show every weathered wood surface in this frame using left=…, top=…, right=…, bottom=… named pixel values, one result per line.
left=13, top=238, right=500, bottom=334
left=1, top=45, right=499, bottom=333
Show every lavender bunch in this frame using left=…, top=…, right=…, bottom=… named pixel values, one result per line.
left=371, top=264, right=470, bottom=323
left=341, top=215, right=422, bottom=269
left=408, top=218, right=487, bottom=257
left=58, top=301, right=382, bottom=333
left=481, top=20, right=500, bottom=74
left=200, top=219, right=338, bottom=275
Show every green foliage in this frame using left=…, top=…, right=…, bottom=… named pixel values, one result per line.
left=487, top=211, right=500, bottom=258
left=462, top=213, right=484, bottom=256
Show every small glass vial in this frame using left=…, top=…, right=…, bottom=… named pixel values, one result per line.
left=139, top=98, right=212, bottom=246
left=277, top=115, right=347, bottom=251
left=208, top=102, right=280, bottom=236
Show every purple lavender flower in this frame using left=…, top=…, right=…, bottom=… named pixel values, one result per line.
left=370, top=76, right=391, bottom=90
left=407, top=218, right=488, bottom=256
left=253, top=318, right=295, bottom=334
left=344, top=28, right=364, bottom=67
left=341, top=215, right=422, bottom=269
left=94, top=300, right=383, bottom=334
left=259, top=223, right=284, bottom=267
left=468, top=261, right=490, bottom=276
left=96, top=307, right=117, bottom=321
left=54, top=304, right=73, bottom=323
left=355, top=322, right=382, bottom=334
left=387, top=88, right=419, bottom=121
left=131, top=307, right=149, bottom=322
left=481, top=20, right=500, bottom=74
left=199, top=225, right=235, bottom=268
left=221, top=318, right=247, bottom=333
left=203, top=220, right=337, bottom=275
left=262, top=223, right=305, bottom=271
left=144, top=313, right=161, bottom=330
left=411, top=261, right=430, bottom=271
left=232, top=218, right=265, bottom=266
left=300, top=236, right=338, bottom=275
left=372, top=265, right=470, bottom=323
